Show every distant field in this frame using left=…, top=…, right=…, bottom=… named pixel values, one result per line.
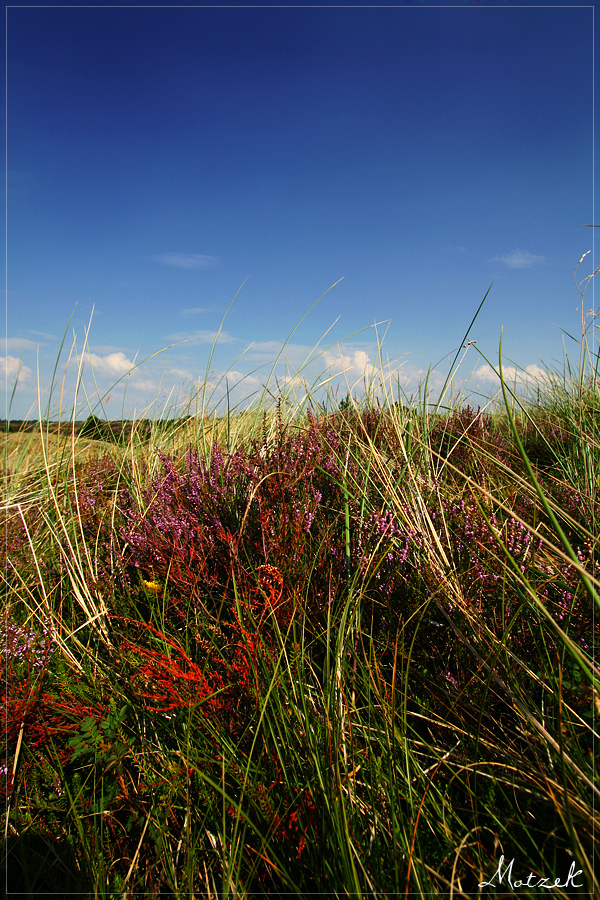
left=3, top=430, right=112, bottom=476
left=1, top=418, right=154, bottom=438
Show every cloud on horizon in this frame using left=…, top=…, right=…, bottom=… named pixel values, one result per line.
left=475, top=363, right=549, bottom=385
left=242, top=340, right=323, bottom=367
left=168, top=367, right=196, bottom=381
left=223, top=369, right=262, bottom=388
left=2, top=355, right=33, bottom=382
left=490, top=250, right=545, bottom=269
left=89, top=344, right=134, bottom=355
left=153, top=253, right=219, bottom=269
left=87, top=351, right=137, bottom=377
left=130, top=378, right=157, bottom=392
left=323, top=348, right=375, bottom=382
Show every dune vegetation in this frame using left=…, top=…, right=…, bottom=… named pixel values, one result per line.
left=2, top=297, right=598, bottom=898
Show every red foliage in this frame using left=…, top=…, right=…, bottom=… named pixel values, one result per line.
left=226, top=565, right=292, bottom=702
left=228, top=751, right=316, bottom=861
left=114, top=616, right=226, bottom=714
left=2, top=677, right=105, bottom=797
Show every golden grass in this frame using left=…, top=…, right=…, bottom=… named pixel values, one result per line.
left=2, top=431, right=115, bottom=481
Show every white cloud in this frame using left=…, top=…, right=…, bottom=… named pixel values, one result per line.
left=153, top=253, right=218, bottom=269
left=130, top=378, right=157, bottom=392
left=29, top=330, right=56, bottom=341
left=396, top=366, right=426, bottom=387
left=223, top=369, right=261, bottom=387
left=475, top=363, right=549, bottom=385
left=168, top=367, right=195, bottom=381
left=490, top=251, right=544, bottom=269
left=323, top=348, right=375, bottom=380
left=242, top=341, right=285, bottom=362
left=1, top=355, right=32, bottom=382
left=280, top=373, right=308, bottom=389
left=89, top=344, right=131, bottom=354
left=3, top=337, right=41, bottom=351
left=87, top=351, right=136, bottom=377
left=243, top=340, right=348, bottom=369
left=247, top=341, right=285, bottom=354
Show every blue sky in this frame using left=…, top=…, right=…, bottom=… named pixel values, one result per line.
left=4, top=2, right=596, bottom=420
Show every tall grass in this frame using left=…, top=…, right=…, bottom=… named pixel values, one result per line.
left=2, top=290, right=598, bottom=897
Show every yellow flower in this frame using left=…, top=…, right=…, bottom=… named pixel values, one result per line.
left=142, top=578, right=161, bottom=594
